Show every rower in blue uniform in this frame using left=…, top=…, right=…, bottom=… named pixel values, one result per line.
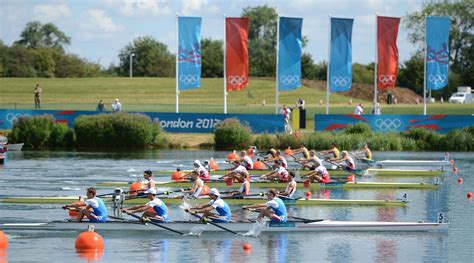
left=243, top=188, right=288, bottom=222
left=64, top=187, right=108, bottom=223
left=123, top=188, right=169, bottom=223
left=186, top=188, right=232, bottom=223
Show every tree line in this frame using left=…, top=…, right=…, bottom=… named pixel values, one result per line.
left=0, top=2, right=471, bottom=99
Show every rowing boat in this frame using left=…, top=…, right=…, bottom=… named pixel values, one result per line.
left=376, top=160, right=451, bottom=168
left=0, top=219, right=449, bottom=232
left=159, top=168, right=444, bottom=177
left=0, top=196, right=409, bottom=206
left=97, top=180, right=439, bottom=190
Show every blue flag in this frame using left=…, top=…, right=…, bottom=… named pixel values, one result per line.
left=426, top=16, right=450, bottom=90
left=329, top=18, right=353, bottom=92
left=178, top=17, right=202, bottom=90
left=278, top=17, right=303, bottom=91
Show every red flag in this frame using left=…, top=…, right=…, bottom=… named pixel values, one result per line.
left=226, top=17, right=249, bottom=91
left=377, top=16, right=400, bottom=90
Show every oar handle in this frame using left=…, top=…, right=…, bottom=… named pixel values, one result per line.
left=186, top=210, right=238, bottom=235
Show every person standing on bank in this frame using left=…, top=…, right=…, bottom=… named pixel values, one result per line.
left=354, top=103, right=364, bottom=115
left=112, top=98, right=122, bottom=112
left=96, top=100, right=106, bottom=112
left=34, top=84, right=42, bottom=109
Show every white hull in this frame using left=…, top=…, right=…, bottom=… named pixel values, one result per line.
left=376, top=160, right=450, bottom=168
left=1, top=220, right=449, bottom=232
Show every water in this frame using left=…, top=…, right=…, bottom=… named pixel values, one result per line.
left=1, top=150, right=473, bottom=262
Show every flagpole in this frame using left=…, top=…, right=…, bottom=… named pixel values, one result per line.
left=326, top=14, right=331, bottom=115
left=223, top=14, right=227, bottom=114
left=275, top=15, right=280, bottom=114
left=423, top=14, right=427, bottom=115
left=374, top=13, right=378, bottom=106
left=175, top=13, right=179, bottom=113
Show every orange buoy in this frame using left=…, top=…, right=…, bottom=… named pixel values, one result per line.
left=347, top=175, right=355, bottom=182
left=76, top=250, right=104, bottom=261
left=284, top=147, right=293, bottom=156
left=75, top=226, right=104, bottom=251
left=227, top=150, right=239, bottom=161
left=253, top=161, right=266, bottom=170
left=303, top=180, right=311, bottom=188
left=305, top=191, right=312, bottom=199
left=128, top=181, right=146, bottom=196
left=171, top=171, right=185, bottom=181
left=209, top=158, right=219, bottom=171
left=242, top=243, right=252, bottom=251
left=450, top=159, right=454, bottom=165
left=247, top=148, right=254, bottom=157
left=0, top=231, right=8, bottom=249
left=467, top=192, right=473, bottom=199
left=200, top=185, right=210, bottom=196
left=458, top=178, right=463, bottom=184
left=225, top=178, right=234, bottom=186
left=453, top=167, right=458, bottom=173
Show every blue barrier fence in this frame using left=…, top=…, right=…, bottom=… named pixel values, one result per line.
left=0, top=109, right=284, bottom=133
left=314, top=114, right=474, bottom=133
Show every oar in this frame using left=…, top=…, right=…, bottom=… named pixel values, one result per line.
left=185, top=210, right=238, bottom=235
left=222, top=193, right=265, bottom=199
left=124, top=188, right=192, bottom=200
left=288, top=215, right=324, bottom=223
left=122, top=209, right=185, bottom=235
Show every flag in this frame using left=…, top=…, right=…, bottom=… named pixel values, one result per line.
left=178, top=16, right=202, bottom=90
left=426, top=16, right=450, bottom=90
left=377, top=16, right=400, bottom=90
left=329, top=18, right=354, bottom=92
left=226, top=17, right=249, bottom=91
left=278, top=17, right=303, bottom=91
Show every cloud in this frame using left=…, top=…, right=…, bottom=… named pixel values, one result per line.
left=32, top=3, right=71, bottom=22
left=78, top=9, right=123, bottom=40
left=102, top=0, right=171, bottom=16
left=181, top=0, right=219, bottom=15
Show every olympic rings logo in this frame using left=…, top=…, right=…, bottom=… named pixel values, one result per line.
left=331, top=76, right=351, bottom=87
left=5, top=113, right=31, bottom=125
left=280, top=75, right=300, bottom=86
left=179, top=74, right=199, bottom=85
left=428, top=74, right=447, bottom=85
left=375, top=118, right=402, bottom=131
left=228, top=75, right=246, bottom=85
left=378, top=74, right=396, bottom=85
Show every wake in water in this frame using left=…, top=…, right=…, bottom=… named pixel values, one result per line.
left=127, top=168, right=136, bottom=172
left=241, top=220, right=266, bottom=237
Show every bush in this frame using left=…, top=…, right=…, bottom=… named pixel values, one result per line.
left=214, top=118, right=252, bottom=150
left=253, top=133, right=275, bottom=150
left=7, top=115, right=71, bottom=148
left=441, top=128, right=474, bottom=151
left=343, top=123, right=372, bottom=136
left=74, top=113, right=163, bottom=148
left=402, top=128, right=441, bottom=150
left=274, top=133, right=303, bottom=149
left=368, top=133, right=403, bottom=151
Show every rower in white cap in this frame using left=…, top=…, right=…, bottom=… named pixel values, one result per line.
left=185, top=188, right=232, bottom=223
left=122, top=188, right=169, bottom=223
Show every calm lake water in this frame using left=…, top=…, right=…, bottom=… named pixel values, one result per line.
left=1, top=150, right=473, bottom=262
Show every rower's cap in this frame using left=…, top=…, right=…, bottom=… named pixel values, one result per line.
left=209, top=188, right=220, bottom=197
left=145, top=188, right=157, bottom=195
left=342, top=150, right=348, bottom=156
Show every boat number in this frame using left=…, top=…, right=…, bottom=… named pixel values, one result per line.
left=437, top=213, right=445, bottom=223
left=196, top=118, right=221, bottom=129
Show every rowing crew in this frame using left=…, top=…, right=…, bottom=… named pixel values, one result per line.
left=64, top=187, right=290, bottom=224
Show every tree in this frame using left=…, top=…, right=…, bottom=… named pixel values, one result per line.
left=352, top=63, right=374, bottom=85
left=201, top=38, right=223, bottom=77
left=15, top=21, right=71, bottom=50
left=397, top=54, right=424, bottom=95
left=118, top=36, right=174, bottom=77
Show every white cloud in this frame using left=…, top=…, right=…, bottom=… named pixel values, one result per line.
left=78, top=9, right=123, bottom=40
left=181, top=0, right=210, bottom=15
left=33, top=3, right=71, bottom=22
left=102, top=0, right=171, bottom=16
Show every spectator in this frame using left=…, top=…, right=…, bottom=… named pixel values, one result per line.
left=372, top=102, right=382, bottom=115
left=280, top=104, right=291, bottom=125
left=354, top=104, right=364, bottom=115
left=296, top=98, right=305, bottom=110
left=349, top=98, right=353, bottom=105
left=34, top=84, right=42, bottom=109
left=111, top=98, right=122, bottom=112
left=393, top=96, right=398, bottom=105
left=96, top=100, right=106, bottom=112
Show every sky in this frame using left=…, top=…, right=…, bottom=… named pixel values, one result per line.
left=0, top=0, right=425, bottom=68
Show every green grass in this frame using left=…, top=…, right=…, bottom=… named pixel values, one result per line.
left=0, top=77, right=472, bottom=117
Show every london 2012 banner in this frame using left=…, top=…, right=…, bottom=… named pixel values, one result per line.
left=178, top=16, right=202, bottom=90
left=426, top=16, right=450, bottom=90
left=377, top=16, right=400, bottom=90
left=225, top=17, right=249, bottom=91
left=278, top=17, right=303, bottom=91
left=329, top=17, right=353, bottom=92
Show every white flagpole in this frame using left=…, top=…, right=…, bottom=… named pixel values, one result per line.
left=423, top=14, right=427, bottom=115
left=223, top=15, right=227, bottom=114
left=374, top=13, right=378, bottom=106
left=275, top=15, right=280, bottom=114
left=175, top=13, right=179, bottom=113
left=326, top=14, right=331, bottom=115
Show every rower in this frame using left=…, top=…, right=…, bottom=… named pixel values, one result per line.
left=292, top=143, right=310, bottom=160
left=303, top=163, right=331, bottom=183
left=260, top=160, right=289, bottom=182
left=220, top=160, right=249, bottom=183
left=138, top=170, right=155, bottom=196
left=181, top=172, right=205, bottom=198
left=357, top=144, right=372, bottom=163
left=64, top=187, right=108, bottom=223
left=299, top=150, right=323, bottom=170
left=240, top=150, right=254, bottom=170
left=328, top=150, right=356, bottom=171
left=122, top=188, right=169, bottom=223
left=242, top=189, right=288, bottom=222
left=185, top=188, right=232, bottom=223
left=265, top=150, right=288, bottom=169
left=226, top=173, right=251, bottom=197
left=183, top=160, right=210, bottom=182
left=279, top=172, right=297, bottom=198
left=320, top=142, right=340, bottom=159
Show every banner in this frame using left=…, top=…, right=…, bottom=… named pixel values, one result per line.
left=377, top=16, right=400, bottom=90
left=178, top=16, right=202, bottom=90
left=278, top=17, right=303, bottom=91
left=226, top=17, right=249, bottom=91
left=329, top=18, right=353, bottom=92
left=314, top=114, right=474, bottom=134
left=426, top=16, right=450, bottom=90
